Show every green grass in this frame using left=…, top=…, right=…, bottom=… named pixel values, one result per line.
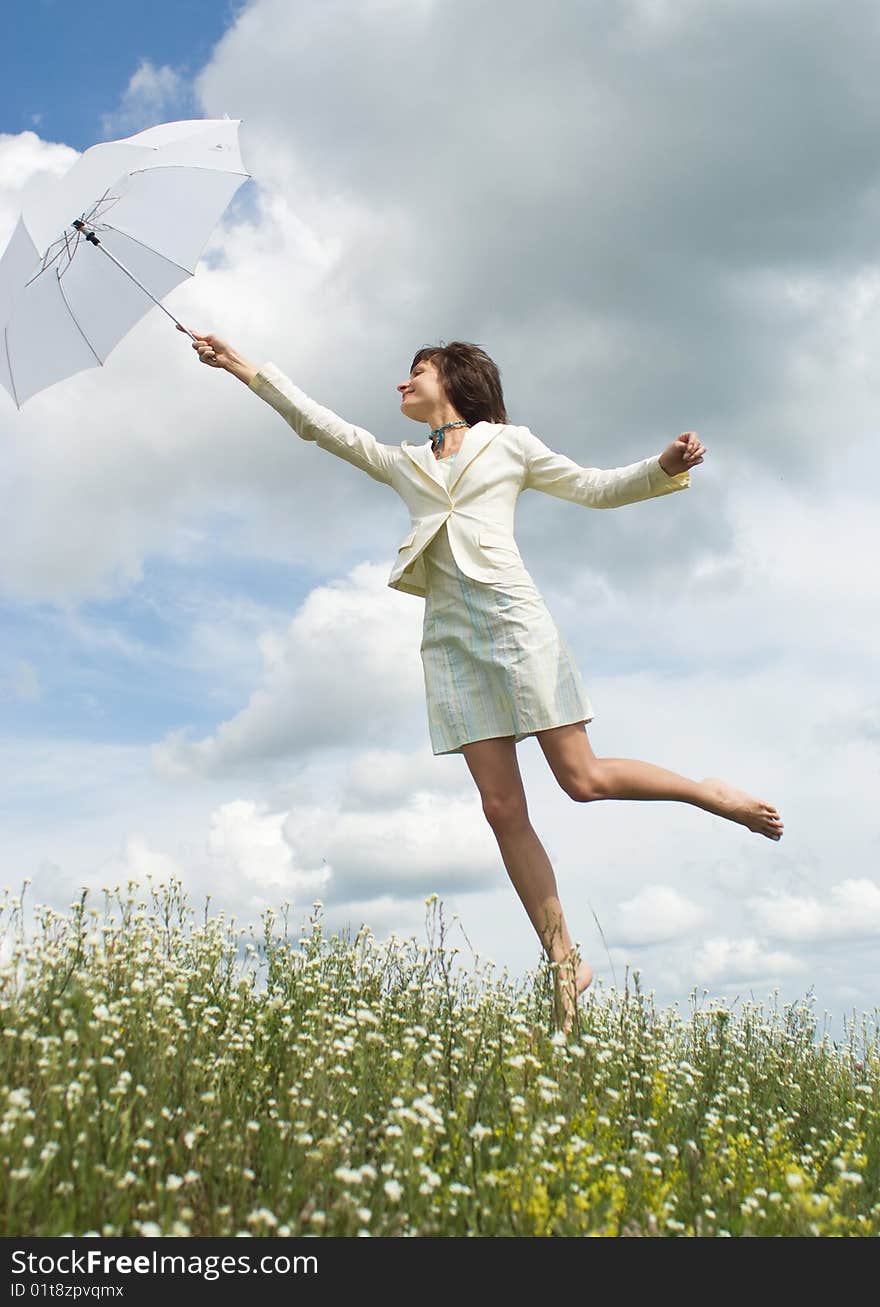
left=1, top=877, right=878, bottom=1237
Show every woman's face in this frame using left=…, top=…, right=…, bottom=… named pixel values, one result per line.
left=397, top=357, right=447, bottom=421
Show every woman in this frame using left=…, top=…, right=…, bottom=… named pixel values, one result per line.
left=183, top=326, right=783, bottom=1033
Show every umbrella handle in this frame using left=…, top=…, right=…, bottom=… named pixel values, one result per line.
left=71, top=219, right=199, bottom=341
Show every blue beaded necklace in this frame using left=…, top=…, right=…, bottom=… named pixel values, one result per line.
left=430, top=418, right=468, bottom=458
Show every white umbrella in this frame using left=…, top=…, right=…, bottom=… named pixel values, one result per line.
left=0, top=117, right=250, bottom=409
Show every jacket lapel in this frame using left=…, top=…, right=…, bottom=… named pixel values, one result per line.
left=401, top=422, right=501, bottom=495
left=447, top=423, right=500, bottom=492
left=401, top=439, right=446, bottom=491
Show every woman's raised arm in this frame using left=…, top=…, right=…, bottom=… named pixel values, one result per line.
left=520, top=425, right=693, bottom=509
left=183, top=328, right=396, bottom=487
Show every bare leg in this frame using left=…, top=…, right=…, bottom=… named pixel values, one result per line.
left=460, top=735, right=592, bottom=1034
left=536, top=722, right=783, bottom=840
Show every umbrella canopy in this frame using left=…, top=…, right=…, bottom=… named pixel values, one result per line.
left=0, top=117, right=250, bottom=409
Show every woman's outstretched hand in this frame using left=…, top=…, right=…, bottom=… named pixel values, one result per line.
left=177, top=325, right=257, bottom=385
left=659, top=431, right=706, bottom=477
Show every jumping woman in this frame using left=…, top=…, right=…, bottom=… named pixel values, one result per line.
left=183, top=326, right=784, bottom=1033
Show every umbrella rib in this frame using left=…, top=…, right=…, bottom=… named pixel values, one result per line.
left=127, top=166, right=250, bottom=177
left=4, top=327, right=21, bottom=410
left=99, top=223, right=194, bottom=277
left=55, top=267, right=104, bottom=366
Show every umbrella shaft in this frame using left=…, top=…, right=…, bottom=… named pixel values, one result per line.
left=71, top=220, right=197, bottom=341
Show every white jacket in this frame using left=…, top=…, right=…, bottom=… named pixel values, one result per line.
left=249, top=362, right=690, bottom=599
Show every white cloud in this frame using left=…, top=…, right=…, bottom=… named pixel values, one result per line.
left=204, top=798, right=330, bottom=910
left=340, top=745, right=473, bottom=808
left=693, top=936, right=807, bottom=984
left=152, top=561, right=425, bottom=774
left=283, top=789, right=498, bottom=902
left=615, top=883, right=710, bottom=944
left=98, top=834, right=183, bottom=885
left=0, top=130, right=76, bottom=199
left=748, top=878, right=880, bottom=942
left=100, top=60, right=192, bottom=139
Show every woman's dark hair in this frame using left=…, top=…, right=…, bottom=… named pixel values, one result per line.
left=410, top=340, right=509, bottom=424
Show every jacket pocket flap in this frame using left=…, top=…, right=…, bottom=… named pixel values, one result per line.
left=398, top=529, right=418, bottom=551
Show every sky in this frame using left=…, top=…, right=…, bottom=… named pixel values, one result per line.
left=1, top=0, right=879, bottom=1045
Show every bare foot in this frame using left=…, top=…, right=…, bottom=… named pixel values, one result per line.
left=552, top=950, right=594, bottom=1036
left=701, top=777, right=784, bottom=840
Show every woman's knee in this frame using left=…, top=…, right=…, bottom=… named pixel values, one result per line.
left=560, top=767, right=607, bottom=803
left=481, top=791, right=529, bottom=833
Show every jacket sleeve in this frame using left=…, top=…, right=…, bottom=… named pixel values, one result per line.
left=248, top=362, right=396, bottom=487
left=519, top=425, right=690, bottom=507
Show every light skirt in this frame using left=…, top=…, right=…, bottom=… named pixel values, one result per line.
left=420, top=521, right=594, bottom=756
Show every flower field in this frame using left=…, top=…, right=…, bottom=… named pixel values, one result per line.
left=1, top=878, right=878, bottom=1237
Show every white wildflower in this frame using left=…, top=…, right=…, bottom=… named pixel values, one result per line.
left=247, top=1208, right=278, bottom=1229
